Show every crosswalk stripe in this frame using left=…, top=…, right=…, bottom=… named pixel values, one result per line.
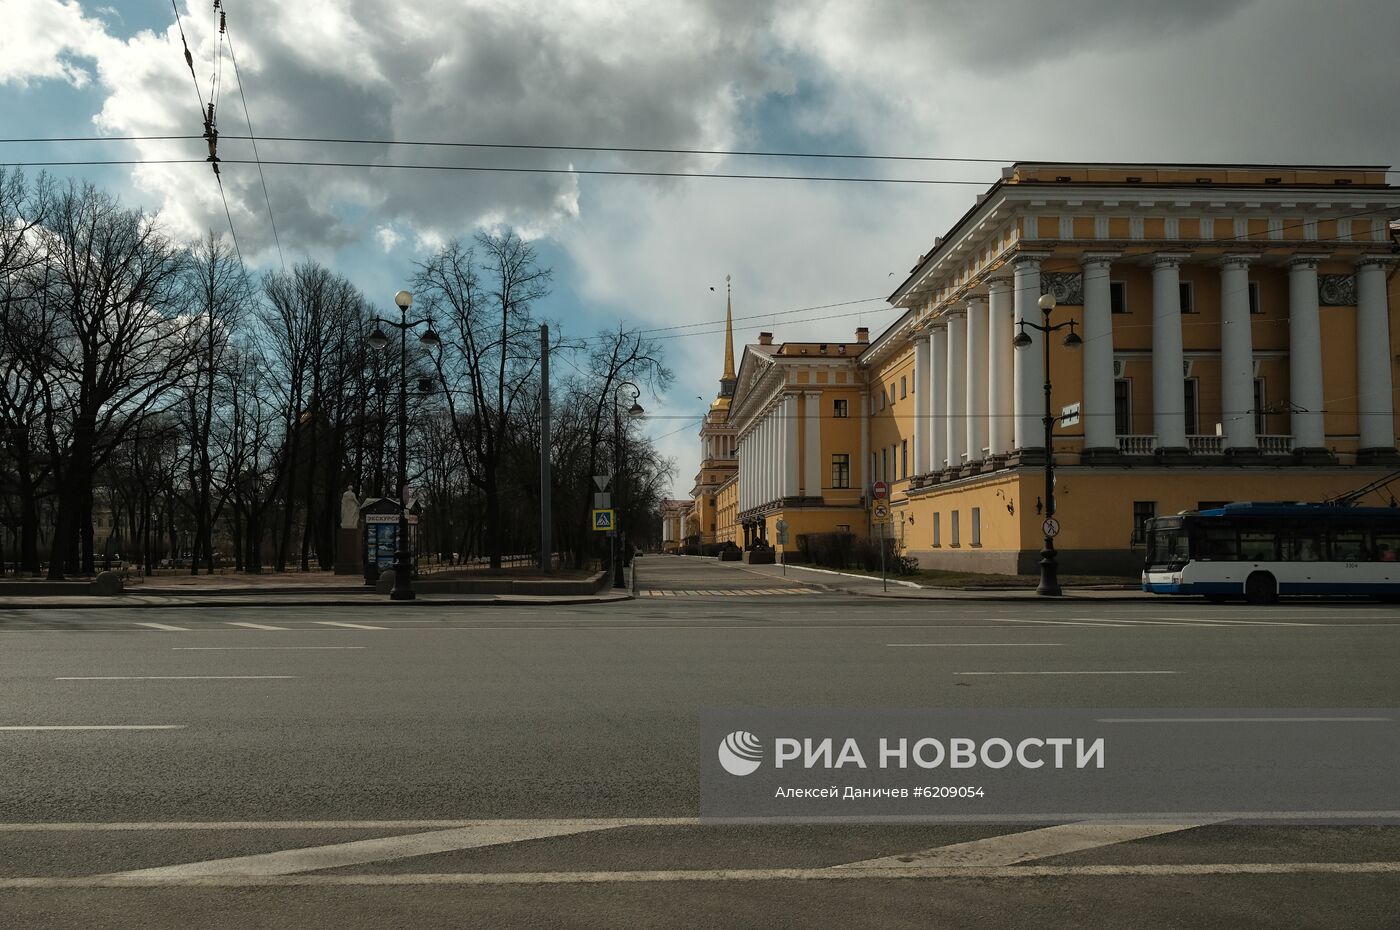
left=837, top=821, right=1217, bottom=869
left=133, top=622, right=188, bottom=632
left=109, top=822, right=626, bottom=878
left=314, top=621, right=387, bottom=630
left=226, top=622, right=288, bottom=631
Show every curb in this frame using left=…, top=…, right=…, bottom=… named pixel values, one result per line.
left=0, top=594, right=635, bottom=610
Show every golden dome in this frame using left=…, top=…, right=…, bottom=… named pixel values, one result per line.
left=709, top=395, right=731, bottom=411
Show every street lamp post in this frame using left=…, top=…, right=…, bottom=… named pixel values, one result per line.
left=368, top=289, right=439, bottom=602
left=1013, top=293, right=1082, bottom=597
left=612, top=380, right=644, bottom=589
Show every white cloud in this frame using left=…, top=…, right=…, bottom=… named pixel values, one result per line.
left=374, top=224, right=403, bottom=252
left=0, top=0, right=112, bottom=87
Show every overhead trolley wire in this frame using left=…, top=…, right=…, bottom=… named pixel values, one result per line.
left=223, top=16, right=285, bottom=270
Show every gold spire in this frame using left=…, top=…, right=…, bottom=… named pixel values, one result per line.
left=721, top=273, right=736, bottom=381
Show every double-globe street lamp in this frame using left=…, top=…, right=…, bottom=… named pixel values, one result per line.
left=368, top=289, right=439, bottom=601
left=612, top=380, right=645, bottom=588
left=1013, top=292, right=1082, bottom=597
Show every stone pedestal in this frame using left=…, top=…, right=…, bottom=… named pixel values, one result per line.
left=335, top=526, right=363, bottom=575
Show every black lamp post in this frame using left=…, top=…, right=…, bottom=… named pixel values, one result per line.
left=612, top=380, right=644, bottom=588
left=368, top=289, right=440, bottom=601
left=1013, top=292, right=1082, bottom=597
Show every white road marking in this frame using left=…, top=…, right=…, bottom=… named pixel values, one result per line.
left=0, top=818, right=698, bottom=832
left=3, top=861, right=1398, bottom=888
left=994, top=618, right=1137, bottom=628
left=55, top=676, right=299, bottom=681
left=0, top=725, right=186, bottom=732
left=110, top=822, right=629, bottom=878
left=133, top=622, right=188, bottom=632
left=887, top=643, right=1063, bottom=648
left=3, top=812, right=1396, bottom=832
left=226, top=622, right=288, bottom=631
left=1097, top=716, right=1391, bottom=723
left=838, top=821, right=1217, bottom=868
left=172, top=647, right=367, bottom=651
left=953, top=670, right=1179, bottom=676
left=315, top=621, right=388, bottom=630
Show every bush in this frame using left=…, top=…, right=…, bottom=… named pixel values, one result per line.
left=798, top=532, right=899, bottom=571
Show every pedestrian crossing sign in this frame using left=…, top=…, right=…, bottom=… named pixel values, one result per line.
left=592, top=509, right=616, bottom=531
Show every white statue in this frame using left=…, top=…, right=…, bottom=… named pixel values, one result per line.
left=340, top=487, right=360, bottom=529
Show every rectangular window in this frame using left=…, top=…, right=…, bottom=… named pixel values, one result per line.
left=932, top=512, right=941, bottom=547
left=971, top=507, right=982, bottom=547
left=1110, top=280, right=1128, bottom=314
left=836, top=524, right=850, bottom=533
left=1330, top=530, right=1369, bottom=562
left=1239, top=531, right=1278, bottom=562
left=1248, top=281, right=1262, bottom=315
left=1253, top=379, right=1266, bottom=435
left=900, top=439, right=908, bottom=478
left=878, top=390, right=885, bottom=411
left=950, top=510, right=961, bottom=548
left=1179, top=281, right=1195, bottom=314
left=1114, top=379, right=1133, bottom=434
left=1131, top=501, right=1156, bottom=546
left=833, top=398, right=849, bottom=418
left=831, top=453, right=850, bottom=489
left=870, top=453, right=877, bottom=487
left=900, top=376, right=907, bottom=399
left=881, top=448, right=888, bottom=483
left=1183, top=377, right=1199, bottom=435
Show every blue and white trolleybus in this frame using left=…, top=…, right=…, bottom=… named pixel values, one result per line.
left=1142, top=502, right=1400, bottom=603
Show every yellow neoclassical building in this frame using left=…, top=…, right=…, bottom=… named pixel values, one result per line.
left=692, top=162, right=1400, bottom=573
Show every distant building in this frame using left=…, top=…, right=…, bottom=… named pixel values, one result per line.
left=698, top=163, right=1400, bottom=574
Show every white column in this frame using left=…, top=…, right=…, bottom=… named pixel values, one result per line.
left=1080, top=254, right=1118, bottom=453
left=929, top=322, right=948, bottom=470
left=772, top=409, right=781, bottom=498
left=761, top=414, right=772, bottom=501
left=913, top=333, right=931, bottom=473
left=965, top=297, right=988, bottom=463
left=739, top=437, right=747, bottom=511
left=1151, top=253, right=1190, bottom=450
left=803, top=391, right=821, bottom=496
left=1356, top=256, right=1395, bottom=454
left=1218, top=254, right=1259, bottom=452
left=1012, top=254, right=1047, bottom=451
left=945, top=309, right=967, bottom=468
left=1287, top=255, right=1328, bottom=451
left=986, top=277, right=1014, bottom=456
left=859, top=393, right=869, bottom=492
left=783, top=394, right=800, bottom=498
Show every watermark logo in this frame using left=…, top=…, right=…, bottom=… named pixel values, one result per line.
left=717, top=730, right=763, bottom=776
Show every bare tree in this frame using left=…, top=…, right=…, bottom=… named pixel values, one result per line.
left=32, top=181, right=195, bottom=578
left=414, top=231, right=550, bottom=568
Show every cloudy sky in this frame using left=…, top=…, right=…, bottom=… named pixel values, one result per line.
left=3, top=0, right=1398, bottom=495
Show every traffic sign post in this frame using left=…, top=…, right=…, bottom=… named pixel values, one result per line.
left=1042, top=517, right=1060, bottom=538
left=591, top=509, right=616, bottom=532
left=1059, top=402, right=1081, bottom=429
left=872, top=481, right=888, bottom=501
left=870, top=501, right=891, bottom=592
left=775, top=519, right=789, bottom=576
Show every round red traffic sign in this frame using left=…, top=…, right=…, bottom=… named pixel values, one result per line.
left=872, top=481, right=888, bottom=500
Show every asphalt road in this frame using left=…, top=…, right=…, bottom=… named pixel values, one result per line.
left=2, top=555, right=1399, bottom=928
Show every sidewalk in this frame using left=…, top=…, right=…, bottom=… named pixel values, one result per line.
left=723, top=559, right=1152, bottom=602
left=0, top=591, right=633, bottom=609
left=0, top=568, right=634, bottom=609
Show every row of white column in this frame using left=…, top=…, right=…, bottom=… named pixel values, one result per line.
left=914, top=252, right=1396, bottom=469
left=738, top=392, right=825, bottom=513
left=703, top=433, right=735, bottom=460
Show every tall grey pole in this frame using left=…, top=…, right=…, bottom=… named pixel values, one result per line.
left=539, top=323, right=552, bottom=574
